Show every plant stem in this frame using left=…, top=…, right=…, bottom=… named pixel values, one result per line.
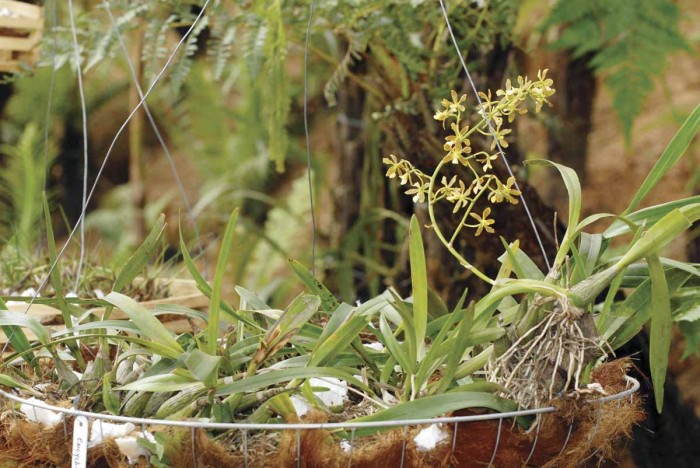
left=449, top=184, right=489, bottom=245
left=427, top=160, right=495, bottom=285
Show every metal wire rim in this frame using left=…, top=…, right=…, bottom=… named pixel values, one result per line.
left=0, top=376, right=639, bottom=431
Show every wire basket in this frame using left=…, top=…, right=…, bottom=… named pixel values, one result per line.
left=0, top=0, right=43, bottom=72
left=0, top=376, right=640, bottom=468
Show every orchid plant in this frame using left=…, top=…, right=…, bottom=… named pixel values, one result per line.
left=385, top=73, right=700, bottom=412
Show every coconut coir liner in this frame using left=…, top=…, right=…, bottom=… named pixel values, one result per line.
left=273, top=359, right=642, bottom=468
left=0, top=416, right=150, bottom=468
left=0, top=360, right=641, bottom=467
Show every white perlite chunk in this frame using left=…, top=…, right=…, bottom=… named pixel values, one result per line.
left=290, top=395, right=311, bottom=417
left=21, top=288, right=38, bottom=297
left=20, top=398, right=63, bottom=427
left=291, top=378, right=351, bottom=416
left=115, top=431, right=156, bottom=464
left=89, top=421, right=136, bottom=447
left=587, top=382, right=607, bottom=395
left=310, top=378, right=348, bottom=408
left=363, top=342, right=385, bottom=352
left=413, top=424, right=448, bottom=452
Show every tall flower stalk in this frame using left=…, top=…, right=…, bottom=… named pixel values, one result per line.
left=384, top=71, right=556, bottom=283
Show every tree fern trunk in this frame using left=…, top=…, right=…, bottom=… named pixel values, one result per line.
left=128, top=29, right=146, bottom=246
left=547, top=52, right=596, bottom=182
left=332, top=72, right=365, bottom=249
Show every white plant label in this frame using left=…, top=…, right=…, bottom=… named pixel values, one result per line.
left=71, top=415, right=89, bottom=468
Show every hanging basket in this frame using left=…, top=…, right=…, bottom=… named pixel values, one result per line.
left=0, top=1, right=43, bottom=72
left=0, top=360, right=642, bottom=468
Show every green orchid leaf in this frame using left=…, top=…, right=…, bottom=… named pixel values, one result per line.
left=623, top=103, right=700, bottom=214
left=0, top=297, right=35, bottom=365
left=184, top=349, right=222, bottom=386
left=379, top=313, right=413, bottom=377
left=179, top=220, right=261, bottom=331
left=265, top=294, right=320, bottom=349
left=648, top=254, right=672, bottom=413
left=288, top=258, right=340, bottom=312
left=409, top=215, right=428, bottom=356
left=0, top=373, right=39, bottom=395
left=0, top=310, right=50, bottom=345
left=454, top=345, right=494, bottom=380
left=103, top=378, right=121, bottom=415
left=207, top=209, right=239, bottom=354
left=113, top=214, right=165, bottom=293
left=119, top=373, right=201, bottom=392
left=524, top=160, right=581, bottom=269
left=215, top=367, right=368, bottom=396
left=348, top=392, right=517, bottom=437
left=499, top=239, right=544, bottom=281
left=104, top=292, right=183, bottom=355
left=435, top=302, right=475, bottom=394
left=307, top=315, right=369, bottom=368
left=605, top=196, right=700, bottom=239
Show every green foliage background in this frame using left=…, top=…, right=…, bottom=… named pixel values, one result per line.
left=0, top=0, right=694, bottom=304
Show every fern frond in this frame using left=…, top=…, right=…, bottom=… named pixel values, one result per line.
left=208, top=20, right=237, bottom=81
left=85, top=4, right=150, bottom=72
left=262, top=0, right=289, bottom=173
left=169, top=15, right=209, bottom=96
left=545, top=0, right=689, bottom=143
left=324, top=32, right=369, bottom=107
left=243, top=16, right=269, bottom=80
left=0, top=124, right=52, bottom=251
left=142, top=14, right=177, bottom=86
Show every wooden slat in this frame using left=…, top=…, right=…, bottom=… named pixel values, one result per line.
left=0, top=60, right=19, bottom=72
left=0, top=17, right=42, bottom=29
left=0, top=279, right=208, bottom=346
left=0, top=36, right=35, bottom=52
left=0, top=1, right=42, bottom=19
left=89, top=279, right=209, bottom=320
left=5, top=302, right=63, bottom=324
left=0, top=1, right=43, bottom=69
left=1, top=319, right=205, bottom=346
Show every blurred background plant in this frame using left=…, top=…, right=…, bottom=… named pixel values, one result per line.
left=2, top=0, right=695, bottom=301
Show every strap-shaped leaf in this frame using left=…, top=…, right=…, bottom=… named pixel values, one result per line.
left=288, top=258, right=340, bottom=312
left=207, top=209, right=239, bottom=354
left=604, top=196, right=700, bottom=239
left=0, top=374, right=39, bottom=395
left=113, top=214, right=165, bottom=293
left=348, top=392, right=517, bottom=437
left=179, top=217, right=261, bottom=330
left=307, top=315, right=369, bottom=368
left=648, top=254, right=672, bottom=413
left=0, top=310, right=50, bottom=345
left=624, top=103, right=700, bottom=214
left=215, top=367, right=368, bottom=396
left=617, top=204, right=700, bottom=269
left=409, top=215, right=428, bottom=355
left=0, top=297, right=35, bottom=365
left=525, top=160, right=581, bottom=270
left=104, top=292, right=183, bottom=355
left=119, top=373, right=201, bottom=392
left=606, top=269, right=689, bottom=347
left=184, top=349, right=222, bottom=386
